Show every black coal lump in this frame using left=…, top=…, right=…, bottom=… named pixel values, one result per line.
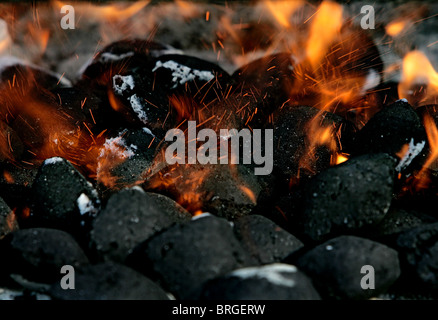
left=396, top=222, right=438, bottom=290
left=149, top=54, right=231, bottom=104
left=293, top=235, right=401, bottom=300
left=95, top=128, right=160, bottom=189
left=49, top=262, right=169, bottom=300
left=353, top=99, right=427, bottom=173
left=231, top=52, right=295, bottom=121
left=301, top=153, right=396, bottom=242
left=0, top=228, right=89, bottom=283
left=128, top=214, right=256, bottom=300
left=32, top=157, right=100, bottom=232
left=233, top=215, right=304, bottom=265
left=0, top=196, right=18, bottom=239
left=80, top=39, right=180, bottom=84
left=201, top=263, right=320, bottom=300
left=90, top=187, right=191, bottom=263
left=272, top=105, right=355, bottom=179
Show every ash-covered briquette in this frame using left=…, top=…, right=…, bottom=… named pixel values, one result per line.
left=233, top=215, right=304, bottom=265
left=291, top=235, right=400, bottom=300
left=90, top=187, right=191, bottom=263
left=395, top=222, right=438, bottom=291
left=231, top=53, right=295, bottom=126
left=80, top=39, right=182, bottom=83
left=127, top=215, right=256, bottom=300
left=301, top=153, right=397, bottom=242
left=96, top=127, right=160, bottom=190
left=352, top=99, right=428, bottom=173
left=78, top=40, right=174, bottom=131
left=0, top=228, right=88, bottom=284
left=201, top=263, right=320, bottom=300
left=272, top=105, right=356, bottom=180
left=150, top=54, right=231, bottom=103
left=31, top=157, right=100, bottom=233
left=0, top=197, right=18, bottom=239
left=48, top=262, right=169, bottom=300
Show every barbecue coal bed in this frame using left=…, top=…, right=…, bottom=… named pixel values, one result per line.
left=0, top=0, right=437, bottom=301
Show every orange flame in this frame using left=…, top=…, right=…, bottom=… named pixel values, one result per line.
left=306, top=1, right=343, bottom=68
left=386, top=19, right=411, bottom=37
left=399, top=51, right=438, bottom=106
left=264, top=0, right=303, bottom=28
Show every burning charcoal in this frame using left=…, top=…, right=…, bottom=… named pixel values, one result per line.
left=128, top=214, right=256, bottom=300
left=144, top=164, right=261, bottom=220
left=292, top=235, right=401, bottom=300
left=395, top=222, right=438, bottom=290
left=301, top=153, right=397, bottom=242
left=0, top=228, right=89, bottom=283
left=0, top=197, right=18, bottom=239
left=80, top=39, right=182, bottom=85
left=272, top=105, right=356, bottom=180
left=0, top=121, right=24, bottom=162
left=352, top=99, right=428, bottom=173
left=233, top=215, right=304, bottom=265
left=201, top=263, right=320, bottom=300
left=90, top=187, right=191, bottom=263
left=96, top=128, right=160, bottom=190
left=31, top=157, right=100, bottom=232
left=49, top=262, right=169, bottom=300
left=231, top=53, right=295, bottom=123
left=149, top=54, right=231, bottom=104
left=49, top=87, right=109, bottom=131
left=108, top=71, right=171, bottom=130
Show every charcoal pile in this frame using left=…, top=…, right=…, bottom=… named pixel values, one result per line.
left=0, top=0, right=438, bottom=301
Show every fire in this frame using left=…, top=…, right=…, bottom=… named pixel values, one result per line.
left=335, top=153, right=349, bottom=165
left=306, top=1, right=343, bottom=68
left=264, top=0, right=303, bottom=28
left=53, top=1, right=150, bottom=21
left=386, top=20, right=411, bottom=37
left=239, top=185, right=256, bottom=204
left=398, top=50, right=438, bottom=106
left=422, top=114, right=438, bottom=171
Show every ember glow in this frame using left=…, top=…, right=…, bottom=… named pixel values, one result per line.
left=0, top=0, right=437, bottom=217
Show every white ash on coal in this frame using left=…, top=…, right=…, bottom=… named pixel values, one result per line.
left=49, top=262, right=170, bottom=300
left=95, top=127, right=159, bottom=190
left=31, top=157, right=100, bottom=234
left=291, top=235, right=401, bottom=300
left=352, top=99, right=428, bottom=174
left=90, top=187, right=191, bottom=263
left=127, top=215, right=256, bottom=300
left=201, top=263, right=320, bottom=300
